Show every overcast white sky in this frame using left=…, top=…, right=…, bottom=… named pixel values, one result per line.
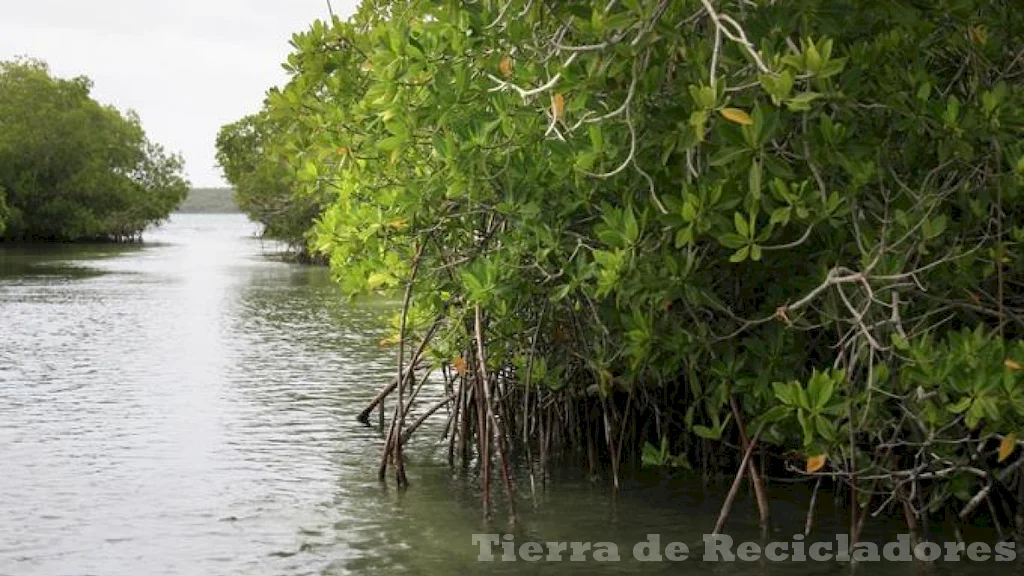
left=0, top=0, right=359, bottom=187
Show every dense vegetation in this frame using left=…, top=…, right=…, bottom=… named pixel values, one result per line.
left=216, top=113, right=329, bottom=256
left=220, top=0, right=1024, bottom=547
left=0, top=58, right=188, bottom=241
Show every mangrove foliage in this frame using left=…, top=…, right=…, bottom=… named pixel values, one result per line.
left=0, top=58, right=189, bottom=242
left=220, top=0, right=1024, bottom=546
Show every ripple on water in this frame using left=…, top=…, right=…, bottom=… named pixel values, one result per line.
left=0, top=216, right=1005, bottom=576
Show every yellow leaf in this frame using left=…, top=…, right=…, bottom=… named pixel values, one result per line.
left=1005, top=359, right=1022, bottom=371
left=999, top=434, right=1016, bottom=463
left=720, top=107, right=754, bottom=126
left=337, top=146, right=349, bottom=156
left=806, top=454, right=827, bottom=473
left=499, top=55, right=513, bottom=78
left=453, top=357, right=468, bottom=376
left=388, top=218, right=408, bottom=231
left=379, top=333, right=401, bottom=347
left=551, top=93, right=565, bottom=121
left=969, top=25, right=988, bottom=46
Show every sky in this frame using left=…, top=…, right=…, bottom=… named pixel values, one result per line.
left=0, top=0, right=360, bottom=187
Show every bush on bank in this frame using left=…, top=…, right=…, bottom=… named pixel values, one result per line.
left=0, top=58, right=189, bottom=241
left=221, top=0, right=1024, bottom=538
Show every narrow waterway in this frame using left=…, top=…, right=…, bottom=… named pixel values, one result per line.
left=0, top=214, right=1004, bottom=575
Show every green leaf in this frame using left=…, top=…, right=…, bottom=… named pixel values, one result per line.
left=675, top=226, right=694, bottom=247
left=758, top=404, right=792, bottom=424
left=805, top=42, right=822, bottom=73
left=797, top=410, right=814, bottom=446
left=770, top=206, right=792, bottom=226
left=693, top=425, right=722, bottom=440
left=786, top=92, right=822, bottom=112
left=641, top=442, right=661, bottom=467
left=682, top=200, right=698, bottom=222
left=588, top=124, right=603, bottom=152
left=366, top=271, right=395, bottom=289
left=734, top=212, right=749, bottom=237
left=690, top=84, right=717, bottom=109
left=944, top=96, right=961, bottom=126
left=729, top=246, right=749, bottom=263
left=947, top=397, right=972, bottom=414
left=376, top=135, right=405, bottom=151
left=979, top=397, right=1001, bottom=421
left=891, top=332, right=910, bottom=350
left=760, top=70, right=794, bottom=104
left=816, top=376, right=834, bottom=409
left=966, top=402, right=984, bottom=429
left=384, top=119, right=408, bottom=137
left=551, top=283, right=573, bottom=301
left=814, top=415, right=836, bottom=442
left=624, top=208, right=639, bottom=242
left=774, top=381, right=797, bottom=405
left=749, top=244, right=762, bottom=261
left=689, top=110, right=709, bottom=141
left=916, top=82, right=932, bottom=101
left=718, top=233, right=748, bottom=249
left=709, top=147, right=750, bottom=167
left=749, top=160, right=762, bottom=200
left=298, top=160, right=319, bottom=182
left=924, top=215, right=947, bottom=240
left=575, top=151, right=597, bottom=171
left=797, top=385, right=811, bottom=410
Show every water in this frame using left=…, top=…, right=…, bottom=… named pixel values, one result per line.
left=0, top=214, right=1009, bottom=575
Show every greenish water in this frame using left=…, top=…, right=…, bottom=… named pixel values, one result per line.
left=0, top=214, right=1009, bottom=575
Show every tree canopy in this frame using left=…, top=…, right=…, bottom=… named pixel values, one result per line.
left=216, top=112, right=328, bottom=255
left=222, top=0, right=1024, bottom=536
left=0, top=58, right=189, bottom=241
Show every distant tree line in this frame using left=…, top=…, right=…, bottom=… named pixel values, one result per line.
left=0, top=58, right=189, bottom=241
left=176, top=187, right=240, bottom=214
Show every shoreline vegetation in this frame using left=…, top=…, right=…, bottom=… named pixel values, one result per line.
left=211, top=0, right=1024, bottom=553
left=176, top=187, right=240, bottom=214
left=0, top=58, right=189, bottom=243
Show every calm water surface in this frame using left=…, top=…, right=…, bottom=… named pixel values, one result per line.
left=0, top=214, right=1006, bottom=575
